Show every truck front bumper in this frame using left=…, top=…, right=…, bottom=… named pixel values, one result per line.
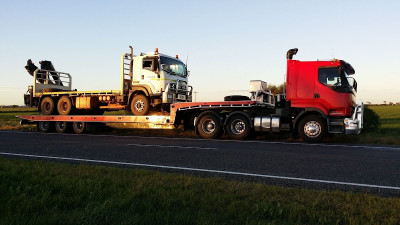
left=162, top=83, right=193, bottom=103
left=344, top=101, right=364, bottom=134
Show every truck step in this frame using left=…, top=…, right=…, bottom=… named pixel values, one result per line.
left=328, top=118, right=345, bottom=133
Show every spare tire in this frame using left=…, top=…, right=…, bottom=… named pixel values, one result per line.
left=224, top=95, right=250, bottom=101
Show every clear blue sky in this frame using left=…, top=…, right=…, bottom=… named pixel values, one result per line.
left=1, top=0, right=399, bottom=105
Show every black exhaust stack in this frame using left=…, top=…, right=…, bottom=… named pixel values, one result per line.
left=286, top=48, right=298, bottom=60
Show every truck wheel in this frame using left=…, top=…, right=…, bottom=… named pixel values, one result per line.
left=40, top=97, right=55, bottom=115
left=224, top=95, right=250, bottom=101
left=73, top=122, right=86, bottom=134
left=57, top=96, right=73, bottom=115
left=226, top=115, right=251, bottom=140
left=55, top=121, right=69, bottom=133
left=130, top=95, right=149, bottom=116
left=37, top=121, right=53, bottom=133
left=197, top=114, right=221, bottom=139
left=298, top=115, right=327, bottom=142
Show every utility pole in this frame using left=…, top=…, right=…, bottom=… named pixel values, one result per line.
left=194, top=91, right=198, bottom=102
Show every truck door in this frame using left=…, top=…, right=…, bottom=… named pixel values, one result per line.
left=314, top=67, right=350, bottom=116
left=140, top=57, right=160, bottom=94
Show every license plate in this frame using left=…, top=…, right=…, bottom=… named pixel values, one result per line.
left=177, top=94, right=186, bottom=100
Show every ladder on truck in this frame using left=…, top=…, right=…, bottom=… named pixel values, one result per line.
left=121, top=46, right=134, bottom=102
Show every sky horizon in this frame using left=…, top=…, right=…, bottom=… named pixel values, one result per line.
left=1, top=0, right=399, bottom=105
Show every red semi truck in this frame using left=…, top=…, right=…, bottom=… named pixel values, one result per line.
left=19, top=48, right=363, bottom=142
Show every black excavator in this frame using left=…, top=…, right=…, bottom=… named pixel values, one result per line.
left=25, top=59, right=63, bottom=86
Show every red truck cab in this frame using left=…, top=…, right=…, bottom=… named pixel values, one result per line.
left=284, top=49, right=363, bottom=140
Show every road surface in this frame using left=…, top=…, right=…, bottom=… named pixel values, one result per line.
left=1, top=130, right=400, bottom=196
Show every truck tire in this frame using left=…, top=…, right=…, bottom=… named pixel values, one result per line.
left=130, top=94, right=149, bottom=116
left=224, top=95, right=250, bottom=101
left=57, top=96, right=73, bottom=115
left=55, top=121, right=69, bottom=133
left=298, top=115, right=327, bottom=142
left=37, top=121, right=53, bottom=133
left=40, top=97, right=55, bottom=115
left=197, top=114, right=221, bottom=139
left=73, top=122, right=86, bottom=134
left=226, top=115, right=251, bottom=140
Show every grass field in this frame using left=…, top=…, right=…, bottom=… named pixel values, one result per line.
left=368, top=105, right=400, bottom=133
left=0, top=107, right=38, bottom=131
left=1, top=158, right=400, bottom=225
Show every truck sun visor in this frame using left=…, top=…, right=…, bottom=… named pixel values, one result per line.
left=340, top=60, right=355, bottom=75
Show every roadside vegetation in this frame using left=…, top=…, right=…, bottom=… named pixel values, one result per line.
left=1, top=105, right=399, bottom=145
left=1, top=157, right=399, bottom=225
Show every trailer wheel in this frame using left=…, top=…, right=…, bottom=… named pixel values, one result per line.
left=72, top=122, right=86, bottom=134
left=226, top=115, right=251, bottom=140
left=57, top=96, right=73, bottom=115
left=197, top=114, right=221, bottom=139
left=298, top=115, right=327, bottom=142
left=37, top=121, right=53, bottom=133
left=130, top=94, right=149, bottom=116
left=55, top=121, right=69, bottom=133
left=40, top=97, right=55, bottom=115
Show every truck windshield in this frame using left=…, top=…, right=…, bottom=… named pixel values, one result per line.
left=318, top=67, right=357, bottom=93
left=160, top=56, right=187, bottom=77
left=343, top=70, right=357, bottom=92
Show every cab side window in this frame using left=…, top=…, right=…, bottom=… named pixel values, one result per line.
left=143, top=57, right=159, bottom=72
left=318, top=67, right=341, bottom=86
left=143, top=59, right=153, bottom=71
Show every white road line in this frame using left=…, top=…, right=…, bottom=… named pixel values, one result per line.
left=127, top=143, right=217, bottom=150
left=1, top=151, right=400, bottom=191
left=2, top=130, right=400, bottom=151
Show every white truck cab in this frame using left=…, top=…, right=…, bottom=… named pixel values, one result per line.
left=123, top=47, right=193, bottom=115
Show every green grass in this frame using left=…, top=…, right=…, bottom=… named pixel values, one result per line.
left=1, top=157, right=400, bottom=225
left=368, top=105, right=400, bottom=132
left=0, top=107, right=38, bottom=130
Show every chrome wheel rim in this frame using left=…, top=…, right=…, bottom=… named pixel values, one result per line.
left=40, top=122, right=49, bottom=130
left=56, top=122, right=65, bottom=130
left=202, top=119, right=216, bottom=134
left=230, top=119, right=245, bottom=135
left=75, top=122, right=83, bottom=130
left=135, top=100, right=145, bottom=112
left=304, top=121, right=321, bottom=137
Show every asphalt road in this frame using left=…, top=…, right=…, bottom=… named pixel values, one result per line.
left=1, top=130, right=400, bottom=196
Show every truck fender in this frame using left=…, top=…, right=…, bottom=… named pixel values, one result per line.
left=128, top=85, right=152, bottom=103
left=293, top=108, right=327, bottom=136
left=194, top=111, right=222, bottom=135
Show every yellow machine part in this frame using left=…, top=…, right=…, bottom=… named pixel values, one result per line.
left=76, top=96, right=99, bottom=110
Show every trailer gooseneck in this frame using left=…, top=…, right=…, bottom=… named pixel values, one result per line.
left=20, top=48, right=363, bottom=142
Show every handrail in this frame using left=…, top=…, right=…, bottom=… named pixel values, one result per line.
left=33, top=69, right=72, bottom=96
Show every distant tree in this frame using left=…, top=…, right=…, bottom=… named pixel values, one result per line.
left=366, top=101, right=372, bottom=105
left=389, top=102, right=394, bottom=105
left=363, top=106, right=381, bottom=132
left=267, top=83, right=286, bottom=95
left=383, top=101, right=387, bottom=105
